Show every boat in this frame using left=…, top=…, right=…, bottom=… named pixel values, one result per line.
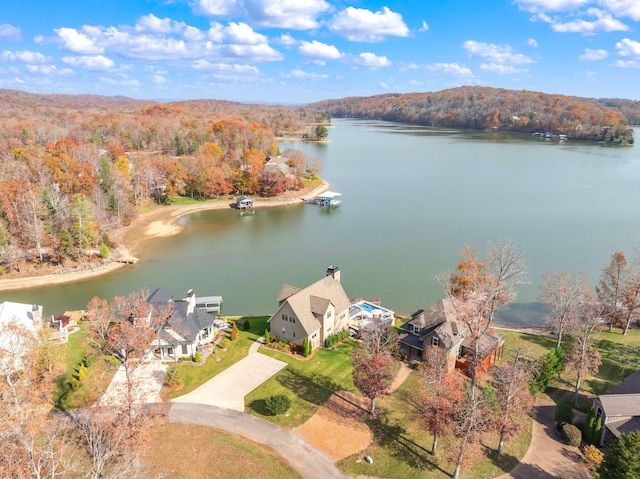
left=315, top=191, right=342, bottom=207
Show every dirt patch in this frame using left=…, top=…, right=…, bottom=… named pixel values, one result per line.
left=294, top=391, right=373, bottom=460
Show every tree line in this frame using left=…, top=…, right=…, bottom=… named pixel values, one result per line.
left=0, top=89, right=324, bottom=272
left=309, top=86, right=637, bottom=144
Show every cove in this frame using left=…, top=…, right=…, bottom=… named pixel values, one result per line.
left=3, top=119, right=640, bottom=328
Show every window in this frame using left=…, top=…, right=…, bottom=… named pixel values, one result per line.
left=431, top=336, right=440, bottom=347
left=282, top=313, right=286, bottom=321
left=293, top=331, right=296, bottom=338
left=412, top=324, right=420, bottom=335
left=327, top=310, right=333, bottom=318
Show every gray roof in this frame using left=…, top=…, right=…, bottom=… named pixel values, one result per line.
left=147, top=288, right=174, bottom=304
left=606, top=416, right=640, bottom=439
left=272, top=275, right=350, bottom=336
left=599, top=393, right=640, bottom=417
left=401, top=298, right=465, bottom=349
left=166, top=300, right=214, bottom=343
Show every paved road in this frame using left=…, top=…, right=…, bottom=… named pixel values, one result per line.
left=172, top=346, right=286, bottom=410
left=170, top=403, right=349, bottom=479
left=496, top=397, right=592, bottom=479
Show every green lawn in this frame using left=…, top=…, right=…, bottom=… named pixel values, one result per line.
left=338, top=371, right=531, bottom=479
left=163, top=316, right=269, bottom=400
left=54, top=323, right=116, bottom=409
left=245, top=340, right=357, bottom=428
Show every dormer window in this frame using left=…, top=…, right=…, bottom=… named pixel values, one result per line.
left=412, top=324, right=420, bottom=335
left=431, top=336, right=440, bottom=347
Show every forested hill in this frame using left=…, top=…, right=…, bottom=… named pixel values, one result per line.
left=309, top=86, right=637, bottom=144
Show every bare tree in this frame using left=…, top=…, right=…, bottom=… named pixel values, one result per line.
left=621, top=255, right=640, bottom=335
left=540, top=271, right=591, bottom=349
left=566, top=301, right=605, bottom=405
left=596, top=251, right=627, bottom=331
left=493, top=348, right=533, bottom=454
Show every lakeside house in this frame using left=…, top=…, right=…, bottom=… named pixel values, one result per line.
left=147, top=288, right=217, bottom=361
left=268, top=266, right=351, bottom=351
left=593, top=369, right=640, bottom=445
left=398, top=298, right=504, bottom=376
left=236, top=196, right=254, bottom=209
left=0, top=301, right=43, bottom=369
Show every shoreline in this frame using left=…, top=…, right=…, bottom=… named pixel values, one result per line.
left=0, top=181, right=330, bottom=292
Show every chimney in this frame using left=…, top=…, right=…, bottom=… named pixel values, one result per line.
left=326, top=265, right=340, bottom=282
left=186, top=289, right=195, bottom=314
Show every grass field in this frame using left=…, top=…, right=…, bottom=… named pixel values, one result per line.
left=246, top=340, right=357, bottom=428
left=144, top=423, right=303, bottom=479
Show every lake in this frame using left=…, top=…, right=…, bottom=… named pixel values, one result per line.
left=3, top=119, right=640, bottom=327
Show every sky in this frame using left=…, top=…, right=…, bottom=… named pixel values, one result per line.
left=1, top=0, right=640, bottom=104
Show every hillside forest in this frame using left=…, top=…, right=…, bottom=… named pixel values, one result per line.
left=310, top=86, right=637, bottom=144
left=0, top=86, right=637, bottom=274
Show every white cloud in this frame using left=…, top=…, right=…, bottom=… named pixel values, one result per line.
left=224, top=22, right=268, bottom=44
left=462, top=40, right=535, bottom=64
left=276, top=34, right=298, bottom=47
left=329, top=6, right=409, bottom=42
left=0, top=24, right=22, bottom=41
left=600, top=0, right=640, bottom=20
left=26, top=64, right=74, bottom=76
left=1, top=50, right=50, bottom=64
left=61, top=55, right=115, bottom=71
left=345, top=52, right=392, bottom=70
left=427, top=62, right=473, bottom=77
left=298, top=40, right=341, bottom=65
left=528, top=38, right=538, bottom=47
left=135, top=14, right=186, bottom=34
left=579, top=48, right=608, bottom=60
left=150, top=74, right=166, bottom=84
left=419, top=21, right=429, bottom=32
left=480, top=63, right=526, bottom=73
left=551, top=8, right=629, bottom=33
left=99, top=75, right=141, bottom=87
left=613, top=59, right=640, bottom=68
left=194, top=0, right=330, bottom=29
left=192, top=60, right=260, bottom=78
left=283, top=69, right=328, bottom=80
left=183, top=26, right=205, bottom=41
left=615, top=38, right=640, bottom=58
left=55, top=27, right=104, bottom=54
left=515, top=0, right=589, bottom=12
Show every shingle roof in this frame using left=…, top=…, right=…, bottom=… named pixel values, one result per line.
left=402, top=298, right=464, bottom=349
left=275, top=275, right=350, bottom=336
left=147, top=287, right=174, bottom=304
left=599, top=393, right=640, bottom=417
left=167, top=300, right=214, bottom=343
left=609, top=369, right=640, bottom=395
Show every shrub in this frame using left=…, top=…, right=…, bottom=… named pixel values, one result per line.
left=164, top=364, right=181, bottom=387
left=70, top=378, right=79, bottom=390
left=265, top=394, right=291, bottom=416
left=302, top=338, right=309, bottom=357
left=98, top=243, right=110, bottom=259
left=560, top=423, right=582, bottom=447
left=530, top=348, right=565, bottom=394
left=82, top=355, right=94, bottom=368
left=555, top=400, right=574, bottom=426
left=264, top=329, right=270, bottom=345
left=230, top=323, right=239, bottom=340
left=584, top=444, right=604, bottom=469
left=76, top=362, right=87, bottom=381
left=194, top=351, right=202, bottom=363
left=242, top=319, right=251, bottom=331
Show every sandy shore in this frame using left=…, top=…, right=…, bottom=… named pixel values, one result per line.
left=0, top=181, right=329, bottom=292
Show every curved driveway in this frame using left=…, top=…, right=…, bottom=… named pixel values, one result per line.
left=169, top=403, right=348, bottom=479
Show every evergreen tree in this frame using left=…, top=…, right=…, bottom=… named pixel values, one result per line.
left=264, top=329, right=270, bottom=345
left=302, top=338, right=308, bottom=357
left=599, top=431, right=640, bottom=478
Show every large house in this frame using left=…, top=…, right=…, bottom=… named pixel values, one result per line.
left=268, top=266, right=351, bottom=350
left=398, top=297, right=504, bottom=375
left=147, top=288, right=217, bottom=361
left=593, top=369, right=640, bottom=445
left=0, top=301, right=43, bottom=370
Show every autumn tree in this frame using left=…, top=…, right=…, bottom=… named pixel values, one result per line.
left=352, top=320, right=398, bottom=415
left=493, top=349, right=533, bottom=454
left=620, top=255, right=640, bottom=335
left=540, top=271, right=591, bottom=349
left=596, top=251, right=627, bottom=330
left=566, top=300, right=605, bottom=405
left=417, top=346, right=464, bottom=454
left=441, top=240, right=527, bottom=390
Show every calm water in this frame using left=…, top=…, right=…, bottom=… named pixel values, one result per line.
left=4, top=119, right=640, bottom=327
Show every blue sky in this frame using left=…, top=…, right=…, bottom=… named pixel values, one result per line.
left=1, top=0, right=639, bottom=103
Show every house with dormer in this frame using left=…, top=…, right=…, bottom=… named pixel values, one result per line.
left=268, top=266, right=350, bottom=351
left=593, top=369, right=640, bottom=445
left=399, top=297, right=504, bottom=375
left=147, top=288, right=216, bottom=361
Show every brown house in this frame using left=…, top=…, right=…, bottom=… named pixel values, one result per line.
left=399, top=297, right=504, bottom=376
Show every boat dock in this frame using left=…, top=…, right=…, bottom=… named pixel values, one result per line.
left=192, top=295, right=223, bottom=314
left=307, top=191, right=342, bottom=207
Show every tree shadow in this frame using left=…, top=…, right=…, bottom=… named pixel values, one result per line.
left=247, top=398, right=268, bottom=416
left=484, top=447, right=521, bottom=475
left=275, top=368, right=341, bottom=406
left=365, top=409, right=451, bottom=476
